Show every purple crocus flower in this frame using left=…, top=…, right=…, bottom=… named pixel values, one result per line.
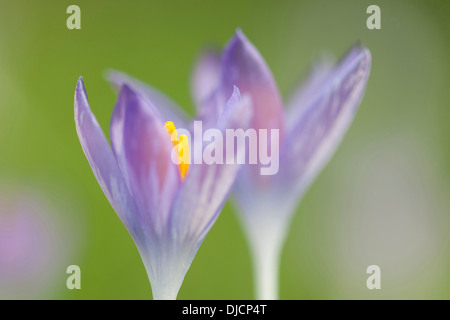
left=0, top=189, right=68, bottom=299
left=187, top=31, right=371, bottom=299
left=74, top=78, right=251, bottom=299
left=207, top=31, right=371, bottom=299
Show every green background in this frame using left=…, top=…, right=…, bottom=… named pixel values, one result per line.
left=0, top=0, right=449, bottom=299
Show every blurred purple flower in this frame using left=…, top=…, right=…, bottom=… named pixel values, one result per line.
left=74, top=78, right=251, bottom=299
left=0, top=190, right=67, bottom=299
left=201, top=30, right=371, bottom=299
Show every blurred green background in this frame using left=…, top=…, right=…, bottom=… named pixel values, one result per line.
left=0, top=0, right=449, bottom=299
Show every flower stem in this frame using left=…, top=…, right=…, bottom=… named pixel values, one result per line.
left=152, top=289, right=177, bottom=300
left=253, top=241, right=280, bottom=300
left=246, top=220, right=285, bottom=300
left=149, top=270, right=182, bottom=300
left=140, top=249, right=183, bottom=300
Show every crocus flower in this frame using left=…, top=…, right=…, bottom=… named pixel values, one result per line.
left=206, top=31, right=371, bottom=299
left=74, top=76, right=251, bottom=299
left=0, top=189, right=68, bottom=299
left=178, top=30, right=371, bottom=299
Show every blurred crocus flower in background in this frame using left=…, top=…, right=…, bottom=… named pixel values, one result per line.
left=0, top=188, right=68, bottom=299
left=188, top=30, right=371, bottom=299
left=74, top=78, right=251, bottom=299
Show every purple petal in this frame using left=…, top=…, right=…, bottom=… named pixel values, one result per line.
left=74, top=77, right=138, bottom=231
left=191, top=48, right=221, bottom=111
left=110, top=85, right=181, bottom=235
left=277, top=46, right=371, bottom=207
left=286, top=57, right=335, bottom=130
left=107, top=70, right=190, bottom=131
left=220, top=30, right=285, bottom=137
left=170, top=87, right=252, bottom=242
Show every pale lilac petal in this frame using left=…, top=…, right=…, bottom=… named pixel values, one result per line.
left=107, top=70, right=190, bottom=130
left=286, top=57, right=335, bottom=130
left=191, top=48, right=221, bottom=111
left=74, top=77, right=137, bottom=231
left=170, top=87, right=252, bottom=242
left=220, top=30, right=285, bottom=137
left=277, top=46, right=372, bottom=211
left=110, top=85, right=180, bottom=235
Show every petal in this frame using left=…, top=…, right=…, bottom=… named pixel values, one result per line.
left=110, top=84, right=180, bottom=235
left=74, top=77, right=138, bottom=232
left=220, top=30, right=285, bottom=138
left=170, top=87, right=252, bottom=242
left=278, top=45, right=372, bottom=209
left=190, top=48, right=221, bottom=111
left=285, top=56, right=336, bottom=130
left=107, top=70, right=190, bottom=130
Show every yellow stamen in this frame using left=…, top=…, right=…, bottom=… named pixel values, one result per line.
left=164, top=121, right=178, bottom=146
left=164, top=121, right=189, bottom=180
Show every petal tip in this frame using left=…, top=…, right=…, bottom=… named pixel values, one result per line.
left=75, top=76, right=88, bottom=115
left=75, top=76, right=86, bottom=96
left=117, top=83, right=140, bottom=104
left=355, top=46, right=372, bottom=76
left=361, top=46, right=372, bottom=63
left=114, top=82, right=161, bottom=122
left=234, top=28, right=245, bottom=38
left=119, top=83, right=133, bottom=95
left=349, top=44, right=372, bottom=65
left=338, top=44, right=372, bottom=80
left=229, top=28, right=250, bottom=51
left=232, top=85, right=241, bottom=99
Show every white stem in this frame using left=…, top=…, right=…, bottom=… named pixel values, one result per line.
left=139, top=246, right=185, bottom=301
left=147, top=264, right=184, bottom=300
left=246, top=219, right=286, bottom=300
left=252, top=237, right=281, bottom=300
left=152, top=286, right=178, bottom=300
